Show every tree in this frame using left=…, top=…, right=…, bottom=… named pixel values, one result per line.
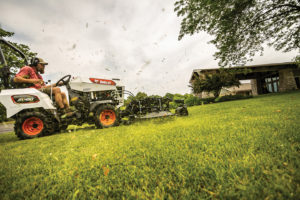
left=174, top=0, right=300, bottom=66
left=163, top=93, right=174, bottom=101
left=0, top=28, right=36, bottom=89
left=125, top=91, right=148, bottom=105
left=191, top=69, right=241, bottom=98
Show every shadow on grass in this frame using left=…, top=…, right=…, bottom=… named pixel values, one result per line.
left=0, top=126, right=97, bottom=143
left=253, top=90, right=300, bottom=99
left=0, top=132, right=19, bottom=144
left=140, top=116, right=176, bottom=125
left=62, top=126, right=97, bottom=133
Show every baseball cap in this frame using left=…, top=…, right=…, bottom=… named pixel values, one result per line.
left=37, top=58, right=48, bottom=65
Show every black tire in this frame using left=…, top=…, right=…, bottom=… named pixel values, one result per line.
left=94, top=105, right=119, bottom=129
left=54, top=123, right=68, bottom=133
left=59, top=124, right=68, bottom=132
left=14, top=111, right=53, bottom=139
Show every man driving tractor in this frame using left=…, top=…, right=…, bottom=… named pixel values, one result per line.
left=13, top=57, right=74, bottom=117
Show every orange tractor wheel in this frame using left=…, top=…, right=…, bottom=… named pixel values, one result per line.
left=14, top=111, right=52, bottom=139
left=95, top=105, right=119, bottom=128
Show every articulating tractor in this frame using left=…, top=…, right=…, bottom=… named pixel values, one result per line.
left=0, top=38, right=188, bottom=139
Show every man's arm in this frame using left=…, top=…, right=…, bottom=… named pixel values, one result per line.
left=14, top=66, right=43, bottom=85
left=14, top=76, right=43, bottom=84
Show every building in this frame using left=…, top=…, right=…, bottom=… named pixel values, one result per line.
left=190, top=62, right=300, bottom=97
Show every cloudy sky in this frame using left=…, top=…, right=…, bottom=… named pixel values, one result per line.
left=0, top=0, right=298, bottom=96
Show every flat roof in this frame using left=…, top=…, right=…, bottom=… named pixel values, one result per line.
left=190, top=62, right=297, bottom=83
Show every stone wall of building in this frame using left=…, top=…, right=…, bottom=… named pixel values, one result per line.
left=279, top=69, right=297, bottom=92
left=251, top=79, right=258, bottom=95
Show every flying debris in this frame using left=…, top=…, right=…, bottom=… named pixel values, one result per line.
left=95, top=20, right=106, bottom=25
left=67, top=44, right=76, bottom=51
left=105, top=68, right=110, bottom=71
left=86, top=23, right=89, bottom=28
left=159, top=34, right=167, bottom=41
left=144, top=60, right=151, bottom=65
left=136, top=60, right=151, bottom=75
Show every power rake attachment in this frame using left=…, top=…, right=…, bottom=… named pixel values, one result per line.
left=120, top=96, right=188, bottom=124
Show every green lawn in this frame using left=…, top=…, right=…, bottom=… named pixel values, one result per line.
left=0, top=92, right=299, bottom=199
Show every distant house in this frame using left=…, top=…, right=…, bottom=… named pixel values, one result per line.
left=190, top=62, right=300, bottom=97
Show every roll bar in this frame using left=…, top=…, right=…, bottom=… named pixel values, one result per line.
left=0, top=37, right=29, bottom=66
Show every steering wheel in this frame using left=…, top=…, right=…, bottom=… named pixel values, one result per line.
left=55, top=75, right=71, bottom=86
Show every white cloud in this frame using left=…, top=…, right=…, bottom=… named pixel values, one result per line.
left=0, top=0, right=297, bottom=95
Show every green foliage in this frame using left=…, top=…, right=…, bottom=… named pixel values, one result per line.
left=184, top=95, right=202, bottom=106
left=184, top=96, right=216, bottom=107
left=0, top=27, right=37, bottom=88
left=168, top=93, right=185, bottom=109
left=127, top=91, right=148, bottom=101
left=163, top=92, right=174, bottom=101
left=215, top=94, right=253, bottom=102
left=148, top=94, right=162, bottom=98
left=125, top=90, right=252, bottom=109
left=174, top=0, right=300, bottom=66
left=199, top=97, right=215, bottom=104
left=125, top=92, right=148, bottom=106
left=294, top=55, right=300, bottom=67
left=134, top=92, right=148, bottom=100
left=191, top=68, right=241, bottom=98
left=0, top=92, right=300, bottom=199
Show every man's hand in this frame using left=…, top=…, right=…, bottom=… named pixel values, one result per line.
left=56, top=81, right=64, bottom=86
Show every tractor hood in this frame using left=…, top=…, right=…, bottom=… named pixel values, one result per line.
left=69, top=76, right=123, bottom=92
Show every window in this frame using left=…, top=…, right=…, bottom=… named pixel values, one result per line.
left=264, top=76, right=279, bottom=93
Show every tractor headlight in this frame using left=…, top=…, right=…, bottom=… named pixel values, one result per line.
left=11, top=95, right=40, bottom=104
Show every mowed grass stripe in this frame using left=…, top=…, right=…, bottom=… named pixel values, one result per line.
left=0, top=91, right=299, bottom=199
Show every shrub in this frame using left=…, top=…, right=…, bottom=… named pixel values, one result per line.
left=214, top=94, right=253, bottom=102
left=200, top=97, right=215, bottom=104
left=169, top=102, right=178, bottom=109
left=184, top=96, right=202, bottom=106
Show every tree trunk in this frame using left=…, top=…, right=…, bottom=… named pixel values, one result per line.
left=213, top=90, right=221, bottom=98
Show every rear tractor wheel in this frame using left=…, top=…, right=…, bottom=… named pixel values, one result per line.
left=14, top=111, right=52, bottom=139
left=95, top=105, right=119, bottom=128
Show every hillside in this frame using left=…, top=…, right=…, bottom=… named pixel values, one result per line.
left=0, top=92, right=299, bottom=199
